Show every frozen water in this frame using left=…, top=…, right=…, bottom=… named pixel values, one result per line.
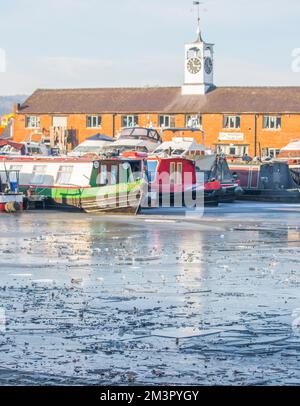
left=0, top=202, right=300, bottom=385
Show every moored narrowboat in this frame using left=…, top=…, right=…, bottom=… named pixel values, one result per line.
left=228, top=160, right=300, bottom=202
left=0, top=156, right=145, bottom=214
left=153, top=137, right=241, bottom=203
left=198, top=154, right=242, bottom=203
left=145, top=156, right=222, bottom=208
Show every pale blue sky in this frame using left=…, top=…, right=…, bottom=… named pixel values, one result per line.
left=1, top=0, right=300, bottom=94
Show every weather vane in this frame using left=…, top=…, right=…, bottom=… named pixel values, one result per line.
left=193, top=1, right=204, bottom=39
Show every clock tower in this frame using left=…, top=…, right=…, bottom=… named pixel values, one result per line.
left=182, top=28, right=214, bottom=96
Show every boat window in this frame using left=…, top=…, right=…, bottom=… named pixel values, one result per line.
left=170, top=162, right=176, bottom=184
left=99, top=164, right=108, bottom=185
left=31, top=165, right=47, bottom=185
left=0, top=145, right=20, bottom=155
left=110, top=165, right=118, bottom=185
left=173, top=149, right=185, bottom=156
left=120, top=162, right=134, bottom=183
left=177, top=163, right=183, bottom=185
left=27, top=146, right=42, bottom=155
left=56, top=165, right=73, bottom=185
left=147, top=160, right=158, bottom=183
left=129, top=161, right=142, bottom=181
left=9, top=164, right=22, bottom=172
left=149, top=130, right=160, bottom=141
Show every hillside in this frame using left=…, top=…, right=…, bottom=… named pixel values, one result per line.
left=0, top=95, right=27, bottom=115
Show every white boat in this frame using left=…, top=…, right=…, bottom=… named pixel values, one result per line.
left=0, top=140, right=49, bottom=157
left=278, top=140, right=300, bottom=161
left=105, top=127, right=162, bottom=154
left=69, top=134, right=115, bottom=157
left=277, top=140, right=300, bottom=175
left=153, top=137, right=205, bottom=158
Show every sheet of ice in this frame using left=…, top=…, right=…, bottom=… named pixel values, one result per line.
left=0, top=203, right=300, bottom=385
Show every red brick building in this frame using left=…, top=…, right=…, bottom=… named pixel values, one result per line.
left=12, top=30, right=300, bottom=158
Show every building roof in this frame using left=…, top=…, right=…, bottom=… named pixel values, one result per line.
left=17, top=86, right=300, bottom=115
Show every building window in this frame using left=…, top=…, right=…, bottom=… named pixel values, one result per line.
left=186, top=114, right=202, bottom=129
left=86, top=115, right=102, bottom=128
left=30, top=165, right=47, bottom=185
left=223, top=115, right=241, bottom=129
left=262, top=148, right=281, bottom=158
left=122, top=115, right=139, bottom=128
left=56, top=166, right=73, bottom=185
left=158, top=115, right=175, bottom=128
left=25, top=116, right=40, bottom=129
left=263, top=116, right=281, bottom=130
left=217, top=144, right=248, bottom=157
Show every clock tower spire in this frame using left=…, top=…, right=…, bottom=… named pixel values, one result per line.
left=182, top=1, right=214, bottom=95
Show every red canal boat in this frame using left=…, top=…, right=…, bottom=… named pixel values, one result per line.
left=228, top=160, right=300, bottom=202
left=145, top=156, right=222, bottom=207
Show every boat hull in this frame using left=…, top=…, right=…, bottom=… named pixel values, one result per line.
left=0, top=194, right=23, bottom=212
left=144, top=189, right=221, bottom=208
left=238, top=188, right=300, bottom=203
left=26, top=183, right=143, bottom=215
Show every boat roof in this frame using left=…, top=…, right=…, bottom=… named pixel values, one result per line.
left=118, top=127, right=161, bottom=142
left=0, top=155, right=143, bottom=164
left=86, top=133, right=115, bottom=142
left=280, top=140, right=300, bottom=151
left=153, top=137, right=205, bottom=153
left=162, top=127, right=204, bottom=133
left=107, top=138, right=155, bottom=148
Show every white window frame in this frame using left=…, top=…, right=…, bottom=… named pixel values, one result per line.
left=159, top=115, right=175, bottom=128
left=217, top=144, right=248, bottom=157
left=56, top=165, right=73, bottom=185
left=223, top=115, right=241, bottom=129
left=25, top=115, right=40, bottom=129
left=262, top=148, right=281, bottom=158
left=186, top=114, right=202, bottom=129
left=122, top=115, right=139, bottom=128
left=86, top=115, right=102, bottom=129
left=263, top=116, right=281, bottom=130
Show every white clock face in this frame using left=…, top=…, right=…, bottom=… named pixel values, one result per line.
left=204, top=57, right=213, bottom=75
left=187, top=57, right=201, bottom=74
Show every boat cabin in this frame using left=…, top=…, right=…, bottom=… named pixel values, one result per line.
left=105, top=127, right=162, bottom=154
left=153, top=137, right=205, bottom=159
left=0, top=140, right=49, bottom=157
left=69, top=134, right=115, bottom=157
left=146, top=156, right=196, bottom=194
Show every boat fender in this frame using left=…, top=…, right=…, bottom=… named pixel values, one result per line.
left=5, top=201, right=21, bottom=213
left=234, top=186, right=244, bottom=196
